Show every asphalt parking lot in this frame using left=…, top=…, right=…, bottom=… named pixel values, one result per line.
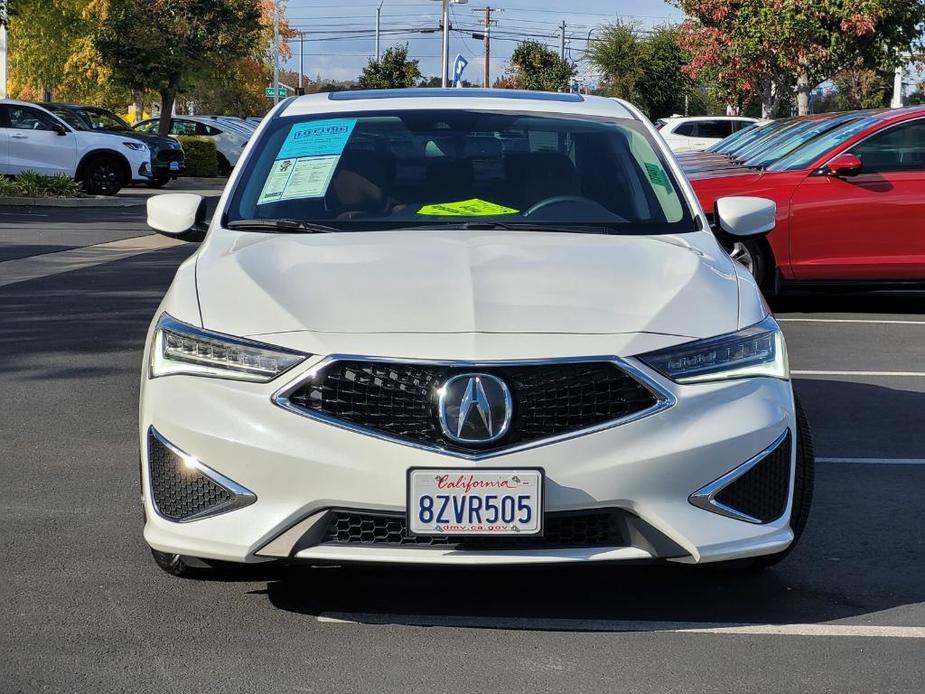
left=2, top=207, right=924, bottom=693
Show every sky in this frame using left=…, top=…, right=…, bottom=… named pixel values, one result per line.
left=282, top=0, right=685, bottom=85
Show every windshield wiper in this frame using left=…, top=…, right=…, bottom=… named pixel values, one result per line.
left=453, top=221, right=616, bottom=234
left=226, top=218, right=337, bottom=234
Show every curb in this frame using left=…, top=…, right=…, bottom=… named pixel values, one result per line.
left=0, top=196, right=145, bottom=208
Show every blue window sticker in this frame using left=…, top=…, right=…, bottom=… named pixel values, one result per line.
left=276, top=118, right=357, bottom=160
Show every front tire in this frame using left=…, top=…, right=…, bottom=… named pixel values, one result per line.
left=146, top=176, right=171, bottom=188
left=82, top=155, right=127, bottom=196
left=150, top=549, right=203, bottom=577
left=217, top=153, right=232, bottom=177
left=728, top=239, right=773, bottom=290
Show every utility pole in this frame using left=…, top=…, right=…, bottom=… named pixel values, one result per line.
left=298, top=31, right=304, bottom=95
left=0, top=0, right=8, bottom=100
left=376, top=0, right=384, bottom=60
left=273, top=1, right=281, bottom=105
left=559, top=20, right=566, bottom=61
left=480, top=6, right=497, bottom=88
left=441, top=0, right=450, bottom=87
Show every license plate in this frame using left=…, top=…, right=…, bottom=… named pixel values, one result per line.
left=407, top=468, right=543, bottom=536
left=169, top=161, right=180, bottom=171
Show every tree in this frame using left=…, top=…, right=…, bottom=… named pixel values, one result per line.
left=506, top=40, right=575, bottom=92
left=636, top=26, right=695, bottom=120
left=7, top=0, right=89, bottom=99
left=676, top=0, right=925, bottom=117
left=358, top=45, right=421, bottom=89
left=586, top=22, right=641, bottom=100
left=183, top=1, right=295, bottom=117
left=93, top=0, right=262, bottom=136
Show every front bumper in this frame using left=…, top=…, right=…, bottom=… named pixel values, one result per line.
left=139, top=353, right=796, bottom=567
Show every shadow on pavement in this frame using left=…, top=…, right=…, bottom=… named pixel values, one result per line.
left=770, top=290, right=925, bottom=315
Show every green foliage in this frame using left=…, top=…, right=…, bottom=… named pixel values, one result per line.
left=94, top=0, right=263, bottom=135
left=507, top=41, right=575, bottom=92
left=177, top=137, right=219, bottom=178
left=589, top=23, right=694, bottom=120
left=358, top=45, right=422, bottom=89
left=8, top=0, right=88, bottom=96
left=587, top=22, right=642, bottom=100
left=0, top=172, right=82, bottom=198
left=0, top=178, right=22, bottom=198
left=676, top=0, right=925, bottom=115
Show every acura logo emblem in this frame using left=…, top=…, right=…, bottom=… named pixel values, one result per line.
left=437, top=373, right=512, bottom=444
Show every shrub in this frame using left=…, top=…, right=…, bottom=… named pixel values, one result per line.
left=177, top=136, right=219, bottom=177
left=0, top=177, right=20, bottom=197
left=0, top=171, right=82, bottom=198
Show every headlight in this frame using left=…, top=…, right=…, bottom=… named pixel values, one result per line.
left=150, top=314, right=307, bottom=382
left=637, top=316, right=788, bottom=384
left=122, top=141, right=148, bottom=151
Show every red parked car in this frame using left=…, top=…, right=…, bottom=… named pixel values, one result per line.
left=690, top=107, right=925, bottom=289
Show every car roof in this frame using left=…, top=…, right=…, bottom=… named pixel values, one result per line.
left=662, top=115, right=758, bottom=123
left=280, top=89, right=637, bottom=120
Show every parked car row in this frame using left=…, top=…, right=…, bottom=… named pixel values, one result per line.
left=679, top=106, right=925, bottom=288
left=655, top=115, right=760, bottom=152
left=134, top=115, right=254, bottom=175
left=0, top=99, right=264, bottom=194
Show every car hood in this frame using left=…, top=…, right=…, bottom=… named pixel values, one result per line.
left=112, top=130, right=180, bottom=151
left=195, top=230, right=740, bottom=339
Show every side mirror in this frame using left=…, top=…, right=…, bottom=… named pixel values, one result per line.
left=52, top=123, right=67, bottom=136
left=147, top=193, right=209, bottom=242
left=824, top=152, right=862, bottom=177
left=713, top=196, right=776, bottom=239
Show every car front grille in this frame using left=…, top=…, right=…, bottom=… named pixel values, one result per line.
left=321, top=509, right=626, bottom=550
left=147, top=429, right=252, bottom=522
left=715, top=431, right=792, bottom=523
left=156, top=149, right=184, bottom=162
left=285, top=359, right=660, bottom=454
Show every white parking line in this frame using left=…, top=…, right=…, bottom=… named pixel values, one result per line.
left=316, top=613, right=925, bottom=638
left=778, top=318, right=925, bottom=325
left=0, top=234, right=184, bottom=287
left=792, top=370, right=925, bottom=377
left=817, top=457, right=925, bottom=465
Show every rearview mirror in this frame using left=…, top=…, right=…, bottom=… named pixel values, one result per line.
left=147, top=193, right=209, bottom=242
left=824, top=152, right=862, bottom=177
left=713, top=196, right=776, bottom=239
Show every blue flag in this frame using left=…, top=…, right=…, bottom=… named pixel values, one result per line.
left=452, top=54, right=468, bottom=88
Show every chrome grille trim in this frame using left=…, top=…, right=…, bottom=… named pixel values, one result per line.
left=271, top=354, right=676, bottom=460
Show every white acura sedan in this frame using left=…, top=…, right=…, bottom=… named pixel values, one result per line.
left=140, top=89, right=813, bottom=577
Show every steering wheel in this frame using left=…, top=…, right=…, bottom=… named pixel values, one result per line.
left=522, top=195, right=607, bottom=218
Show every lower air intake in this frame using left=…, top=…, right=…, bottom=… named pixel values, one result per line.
left=147, top=429, right=254, bottom=522
left=321, top=509, right=626, bottom=550
left=715, top=431, right=792, bottom=523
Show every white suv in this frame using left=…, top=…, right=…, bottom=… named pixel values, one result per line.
left=655, top=116, right=759, bottom=152
left=134, top=116, right=249, bottom=175
left=0, top=100, right=154, bottom=195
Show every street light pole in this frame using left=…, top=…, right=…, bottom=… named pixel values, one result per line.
left=273, top=1, right=280, bottom=105
left=298, top=31, right=304, bottom=95
left=0, top=0, right=8, bottom=100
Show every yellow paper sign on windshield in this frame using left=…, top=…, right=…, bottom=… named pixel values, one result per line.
left=418, top=198, right=519, bottom=217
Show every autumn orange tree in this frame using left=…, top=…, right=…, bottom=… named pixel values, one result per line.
left=676, top=0, right=925, bottom=116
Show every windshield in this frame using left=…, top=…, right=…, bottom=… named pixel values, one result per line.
left=766, top=115, right=882, bottom=171
left=46, top=106, right=86, bottom=130
left=226, top=109, right=694, bottom=234
left=80, top=107, right=132, bottom=131
left=707, top=123, right=762, bottom=153
left=739, top=114, right=864, bottom=168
